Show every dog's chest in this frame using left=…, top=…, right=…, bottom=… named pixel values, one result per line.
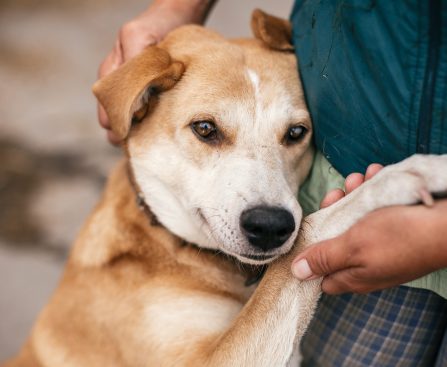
left=137, top=284, right=245, bottom=355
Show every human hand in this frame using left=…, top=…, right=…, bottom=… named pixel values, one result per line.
left=292, top=164, right=447, bottom=294
left=97, top=0, right=215, bottom=144
left=319, top=163, right=383, bottom=208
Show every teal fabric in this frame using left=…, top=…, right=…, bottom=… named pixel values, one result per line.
left=291, top=0, right=447, bottom=298
left=290, top=0, right=447, bottom=177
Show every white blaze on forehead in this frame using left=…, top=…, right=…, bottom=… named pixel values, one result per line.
left=247, top=68, right=260, bottom=96
left=246, top=68, right=261, bottom=121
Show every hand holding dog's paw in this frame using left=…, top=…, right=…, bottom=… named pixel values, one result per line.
left=293, top=156, right=447, bottom=294
left=292, top=200, right=447, bottom=294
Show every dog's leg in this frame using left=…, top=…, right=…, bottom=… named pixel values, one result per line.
left=196, top=154, right=447, bottom=367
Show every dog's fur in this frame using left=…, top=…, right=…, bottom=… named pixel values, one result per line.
left=5, top=10, right=447, bottom=367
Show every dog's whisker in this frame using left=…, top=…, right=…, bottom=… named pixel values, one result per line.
left=198, top=206, right=221, bottom=211
left=224, top=188, right=250, bottom=204
left=204, top=214, right=224, bottom=220
left=190, top=205, right=220, bottom=212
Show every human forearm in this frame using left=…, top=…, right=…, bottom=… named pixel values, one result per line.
left=149, top=0, right=217, bottom=24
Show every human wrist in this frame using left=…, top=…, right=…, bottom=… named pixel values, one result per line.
left=406, top=200, right=447, bottom=273
left=151, top=0, right=216, bottom=24
left=427, top=200, right=447, bottom=269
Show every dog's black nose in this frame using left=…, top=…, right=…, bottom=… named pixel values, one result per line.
left=240, top=206, right=295, bottom=252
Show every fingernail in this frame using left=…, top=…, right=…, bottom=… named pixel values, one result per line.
left=292, top=259, right=314, bottom=280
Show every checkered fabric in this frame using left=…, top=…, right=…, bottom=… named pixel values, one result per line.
left=300, top=286, right=447, bottom=367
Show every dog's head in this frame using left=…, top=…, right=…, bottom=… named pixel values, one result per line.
left=93, top=10, right=313, bottom=265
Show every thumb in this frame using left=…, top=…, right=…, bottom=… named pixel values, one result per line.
left=291, top=236, right=349, bottom=280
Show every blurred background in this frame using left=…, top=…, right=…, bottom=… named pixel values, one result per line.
left=0, top=0, right=292, bottom=360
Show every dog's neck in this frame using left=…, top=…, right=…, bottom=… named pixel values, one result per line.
left=126, top=161, right=162, bottom=227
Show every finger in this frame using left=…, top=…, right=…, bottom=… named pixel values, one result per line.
left=291, top=236, right=350, bottom=280
left=98, top=41, right=123, bottom=79
left=344, top=173, right=364, bottom=194
left=365, top=163, right=384, bottom=181
left=320, top=189, right=345, bottom=209
left=98, top=103, right=110, bottom=129
left=97, top=42, right=123, bottom=131
left=321, top=268, right=375, bottom=295
left=321, top=271, right=354, bottom=295
left=114, top=37, right=124, bottom=59
left=120, top=24, right=157, bottom=61
left=122, top=38, right=154, bottom=61
left=107, top=130, right=122, bottom=145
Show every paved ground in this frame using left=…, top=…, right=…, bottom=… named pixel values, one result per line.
left=0, top=0, right=292, bottom=360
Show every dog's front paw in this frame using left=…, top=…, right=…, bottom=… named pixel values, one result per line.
left=360, top=154, right=447, bottom=209
left=391, top=154, right=447, bottom=194
left=303, top=154, right=447, bottom=244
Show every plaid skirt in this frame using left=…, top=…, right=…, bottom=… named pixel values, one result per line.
left=300, top=286, right=447, bottom=366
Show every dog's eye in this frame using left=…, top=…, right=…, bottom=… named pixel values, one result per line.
left=191, top=120, right=218, bottom=141
left=283, top=125, right=308, bottom=145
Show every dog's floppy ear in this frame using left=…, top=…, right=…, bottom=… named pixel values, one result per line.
left=251, top=9, right=293, bottom=51
left=92, top=46, right=184, bottom=140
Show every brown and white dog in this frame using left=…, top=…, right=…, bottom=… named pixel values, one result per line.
left=5, top=10, right=447, bottom=367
